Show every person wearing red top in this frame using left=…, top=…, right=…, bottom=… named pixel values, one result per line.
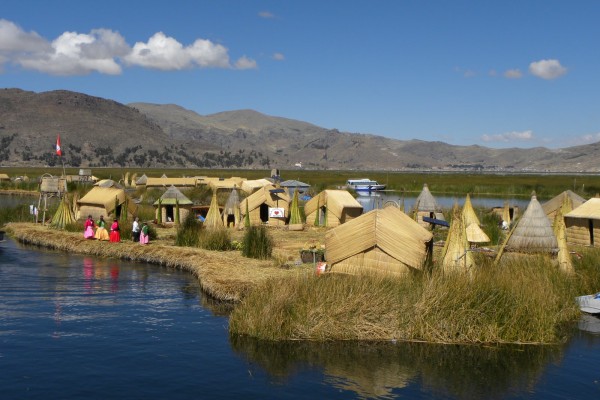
left=109, top=219, right=121, bottom=243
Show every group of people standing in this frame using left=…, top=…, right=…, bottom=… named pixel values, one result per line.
left=84, top=215, right=149, bottom=245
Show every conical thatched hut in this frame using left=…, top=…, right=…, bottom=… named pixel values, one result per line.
left=305, top=190, right=363, bottom=227
left=222, top=187, right=241, bottom=228
left=77, top=186, right=137, bottom=220
left=325, top=207, right=433, bottom=277
left=441, top=204, right=474, bottom=273
left=204, top=190, right=224, bottom=229
left=153, top=185, right=193, bottom=223
left=503, top=193, right=558, bottom=253
left=543, top=190, right=586, bottom=222
left=461, top=194, right=490, bottom=244
left=240, top=184, right=290, bottom=226
left=564, top=198, right=600, bottom=247
left=413, top=184, right=445, bottom=228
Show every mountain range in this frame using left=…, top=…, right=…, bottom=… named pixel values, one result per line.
left=0, top=88, right=598, bottom=172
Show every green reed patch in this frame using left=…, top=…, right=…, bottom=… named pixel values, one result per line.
left=242, top=226, right=273, bottom=259
left=230, top=255, right=590, bottom=344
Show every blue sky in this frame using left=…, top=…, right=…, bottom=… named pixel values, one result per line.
left=1, top=1, right=598, bottom=149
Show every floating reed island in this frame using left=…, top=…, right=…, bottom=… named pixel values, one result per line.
left=6, top=220, right=600, bottom=345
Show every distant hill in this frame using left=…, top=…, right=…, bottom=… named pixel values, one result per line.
left=0, top=88, right=599, bottom=172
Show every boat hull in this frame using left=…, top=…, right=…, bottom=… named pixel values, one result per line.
left=577, top=293, right=600, bottom=314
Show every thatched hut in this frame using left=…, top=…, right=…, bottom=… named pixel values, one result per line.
left=240, top=185, right=290, bottom=226
left=304, top=190, right=363, bottom=227
left=461, top=194, right=490, bottom=244
left=325, top=207, right=433, bottom=277
left=208, top=178, right=244, bottom=193
left=0, top=173, right=10, bottom=182
left=503, top=193, right=558, bottom=254
left=441, top=204, right=474, bottom=273
left=413, top=184, right=445, bottom=228
left=542, top=190, right=586, bottom=222
left=77, top=186, right=137, bottom=220
left=222, top=187, right=241, bottom=228
left=153, top=185, right=193, bottom=223
left=204, top=191, right=224, bottom=229
left=564, top=198, right=600, bottom=247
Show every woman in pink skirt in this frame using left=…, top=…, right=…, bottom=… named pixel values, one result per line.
left=140, top=222, right=149, bottom=245
left=83, top=215, right=95, bottom=239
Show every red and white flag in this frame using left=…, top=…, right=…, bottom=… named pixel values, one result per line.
left=56, top=134, right=62, bottom=156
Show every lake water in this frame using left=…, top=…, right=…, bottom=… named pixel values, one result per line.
left=1, top=238, right=600, bottom=399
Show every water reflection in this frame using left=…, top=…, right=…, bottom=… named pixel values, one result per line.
left=231, top=336, right=564, bottom=399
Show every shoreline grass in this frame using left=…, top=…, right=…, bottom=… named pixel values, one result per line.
left=229, top=254, right=599, bottom=345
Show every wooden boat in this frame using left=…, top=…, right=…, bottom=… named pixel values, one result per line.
left=576, top=293, right=600, bottom=314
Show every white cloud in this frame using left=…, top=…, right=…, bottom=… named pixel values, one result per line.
left=488, top=69, right=497, bottom=77
left=504, top=69, right=522, bottom=79
left=258, top=11, right=275, bottom=19
left=17, top=29, right=126, bottom=75
left=529, top=59, right=567, bottom=80
left=0, top=19, right=49, bottom=52
left=481, top=130, right=534, bottom=142
left=125, top=32, right=230, bottom=70
left=463, top=69, right=475, bottom=78
left=272, top=52, right=285, bottom=61
left=0, top=18, right=253, bottom=75
left=234, top=56, right=257, bottom=70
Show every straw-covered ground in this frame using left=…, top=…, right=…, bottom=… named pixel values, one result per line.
left=5, top=222, right=319, bottom=302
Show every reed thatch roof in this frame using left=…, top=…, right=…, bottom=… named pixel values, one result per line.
left=413, top=183, right=442, bottom=212
left=241, top=178, right=272, bottom=194
left=461, top=194, right=480, bottom=227
left=78, top=186, right=136, bottom=215
left=466, top=223, right=490, bottom=243
left=304, top=190, right=363, bottom=219
left=208, top=178, right=243, bottom=192
left=135, top=174, right=148, bottom=185
left=0, top=173, right=10, bottom=180
left=564, top=198, right=600, bottom=220
left=326, top=207, right=433, bottom=271
left=280, top=180, right=310, bottom=188
left=506, top=194, right=558, bottom=252
left=542, top=190, right=586, bottom=220
left=145, top=177, right=197, bottom=188
left=153, top=185, right=193, bottom=206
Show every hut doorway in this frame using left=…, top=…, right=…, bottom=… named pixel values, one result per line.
left=260, top=204, right=269, bottom=223
left=589, top=219, right=594, bottom=246
left=166, top=206, right=174, bottom=222
left=319, top=206, right=327, bottom=225
left=225, top=214, right=236, bottom=227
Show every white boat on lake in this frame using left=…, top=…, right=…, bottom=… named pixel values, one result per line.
left=346, top=179, right=386, bottom=193
left=577, top=293, right=600, bottom=314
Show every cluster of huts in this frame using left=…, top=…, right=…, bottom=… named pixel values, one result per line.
left=57, top=172, right=600, bottom=277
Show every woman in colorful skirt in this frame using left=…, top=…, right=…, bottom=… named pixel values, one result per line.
left=83, top=215, right=95, bottom=239
left=109, top=219, right=121, bottom=243
left=140, top=222, right=149, bottom=245
left=94, top=215, right=109, bottom=241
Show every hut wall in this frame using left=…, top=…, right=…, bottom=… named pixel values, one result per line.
left=78, top=205, right=107, bottom=221
left=565, top=217, right=591, bottom=246
left=305, top=210, right=317, bottom=226
left=329, top=247, right=413, bottom=277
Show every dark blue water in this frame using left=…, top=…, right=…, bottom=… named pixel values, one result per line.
left=1, top=238, right=600, bottom=399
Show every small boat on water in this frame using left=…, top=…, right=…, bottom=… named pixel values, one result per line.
left=346, top=179, right=386, bottom=193
left=576, top=293, right=600, bottom=314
